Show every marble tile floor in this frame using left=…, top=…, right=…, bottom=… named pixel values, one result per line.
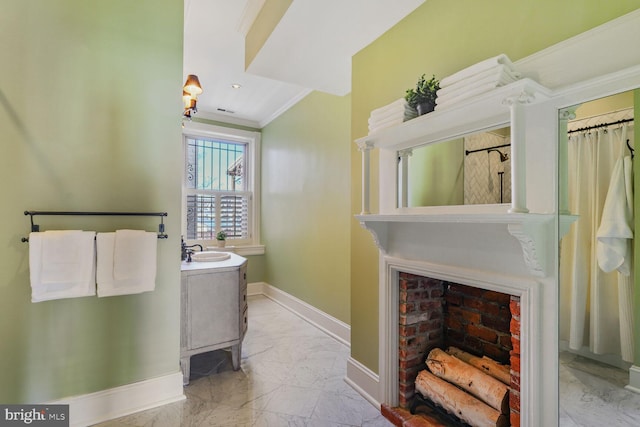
left=560, top=351, right=640, bottom=426
left=94, top=295, right=393, bottom=427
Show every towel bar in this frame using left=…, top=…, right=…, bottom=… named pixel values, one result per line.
left=21, top=210, right=168, bottom=242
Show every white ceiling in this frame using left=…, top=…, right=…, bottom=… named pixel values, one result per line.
left=183, top=0, right=424, bottom=128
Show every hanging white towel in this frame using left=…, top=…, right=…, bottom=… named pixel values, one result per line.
left=29, top=230, right=96, bottom=302
left=96, top=230, right=157, bottom=297
left=596, top=156, right=633, bottom=275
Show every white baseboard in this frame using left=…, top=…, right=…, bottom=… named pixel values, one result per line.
left=559, top=340, right=631, bottom=370
left=626, top=365, right=640, bottom=394
left=249, top=283, right=380, bottom=408
left=346, top=357, right=381, bottom=408
left=247, top=282, right=351, bottom=346
left=49, top=372, right=185, bottom=427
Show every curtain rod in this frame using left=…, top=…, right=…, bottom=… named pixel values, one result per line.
left=568, top=117, right=634, bottom=135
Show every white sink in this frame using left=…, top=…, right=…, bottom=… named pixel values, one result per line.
left=191, top=251, right=231, bottom=262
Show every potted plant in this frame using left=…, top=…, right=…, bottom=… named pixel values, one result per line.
left=405, top=74, right=440, bottom=116
left=216, top=230, right=227, bottom=248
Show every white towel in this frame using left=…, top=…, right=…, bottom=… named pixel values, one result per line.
left=434, top=81, right=511, bottom=111
left=370, top=98, right=407, bottom=116
left=436, top=64, right=520, bottom=99
left=368, top=108, right=417, bottom=126
left=368, top=118, right=407, bottom=134
left=29, top=230, right=96, bottom=302
left=96, top=230, right=157, bottom=297
left=440, top=54, right=516, bottom=88
left=597, top=156, right=634, bottom=275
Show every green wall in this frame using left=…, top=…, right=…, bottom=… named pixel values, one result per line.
left=408, top=139, right=464, bottom=207
left=351, top=0, right=640, bottom=372
left=0, top=0, right=183, bottom=402
left=261, top=91, right=351, bottom=323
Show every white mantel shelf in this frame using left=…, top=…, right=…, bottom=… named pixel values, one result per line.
left=357, top=209, right=558, bottom=278
left=356, top=78, right=553, bottom=152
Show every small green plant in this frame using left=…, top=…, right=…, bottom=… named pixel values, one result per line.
left=216, top=230, right=227, bottom=241
left=405, top=74, right=440, bottom=111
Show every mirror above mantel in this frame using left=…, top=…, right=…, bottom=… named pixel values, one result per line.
left=356, top=78, right=553, bottom=216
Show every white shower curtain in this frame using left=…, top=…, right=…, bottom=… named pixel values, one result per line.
left=560, top=123, right=634, bottom=363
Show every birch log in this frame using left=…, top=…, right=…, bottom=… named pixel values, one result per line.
left=426, top=348, right=509, bottom=413
left=447, top=346, right=511, bottom=385
left=415, top=369, right=509, bottom=427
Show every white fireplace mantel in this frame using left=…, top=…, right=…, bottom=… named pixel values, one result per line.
left=357, top=208, right=558, bottom=278
left=347, top=10, right=640, bottom=427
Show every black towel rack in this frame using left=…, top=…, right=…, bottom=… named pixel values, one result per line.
left=21, top=210, right=168, bottom=242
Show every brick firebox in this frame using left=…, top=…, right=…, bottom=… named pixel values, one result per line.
left=395, top=272, right=522, bottom=427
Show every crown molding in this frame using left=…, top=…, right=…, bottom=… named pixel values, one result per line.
left=237, top=0, right=267, bottom=36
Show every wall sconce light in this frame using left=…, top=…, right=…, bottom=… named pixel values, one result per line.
left=182, top=74, right=203, bottom=120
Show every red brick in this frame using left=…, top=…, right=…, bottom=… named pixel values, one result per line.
left=510, top=317, right=520, bottom=336
left=482, top=290, right=512, bottom=304
left=510, top=335, right=520, bottom=354
left=498, top=333, right=513, bottom=349
left=382, top=404, right=413, bottom=427
left=427, top=329, right=443, bottom=343
left=467, top=324, right=498, bottom=343
left=419, top=300, right=441, bottom=312
left=399, top=325, right=417, bottom=337
left=429, top=310, right=442, bottom=320
left=450, top=283, right=484, bottom=297
left=464, top=335, right=483, bottom=353
left=399, top=289, right=408, bottom=302
left=510, top=390, right=521, bottom=412
left=404, top=414, right=449, bottom=427
left=444, top=293, right=463, bottom=306
left=481, top=343, right=510, bottom=364
left=421, top=277, right=443, bottom=289
left=400, top=303, right=416, bottom=314
left=482, top=315, right=510, bottom=332
left=510, top=411, right=521, bottom=427
left=510, top=354, right=521, bottom=372
left=399, top=356, right=423, bottom=370
left=510, top=299, right=521, bottom=317
left=511, top=372, right=521, bottom=391
left=430, top=288, right=444, bottom=298
left=445, top=316, right=463, bottom=331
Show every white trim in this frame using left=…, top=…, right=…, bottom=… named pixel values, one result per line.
left=626, top=365, right=640, bottom=395
left=559, top=341, right=632, bottom=371
left=194, top=111, right=261, bottom=129
left=49, top=372, right=185, bottom=427
left=247, top=282, right=350, bottom=346
left=249, top=283, right=380, bottom=408
left=259, top=88, right=313, bottom=127
left=346, top=357, right=381, bottom=408
left=247, top=281, right=267, bottom=296
left=181, top=122, right=262, bottom=249
left=237, top=0, right=267, bottom=36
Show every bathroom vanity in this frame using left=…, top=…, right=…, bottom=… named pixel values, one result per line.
left=180, top=253, right=248, bottom=385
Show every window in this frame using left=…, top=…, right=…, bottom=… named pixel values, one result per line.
left=182, top=122, right=262, bottom=253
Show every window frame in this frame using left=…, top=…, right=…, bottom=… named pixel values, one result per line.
left=182, top=121, right=263, bottom=255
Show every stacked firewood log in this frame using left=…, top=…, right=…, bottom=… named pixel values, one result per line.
left=415, top=347, right=511, bottom=427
